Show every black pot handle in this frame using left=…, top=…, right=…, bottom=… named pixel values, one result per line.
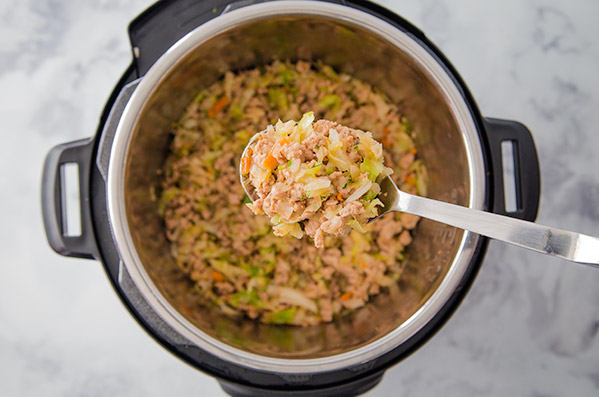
left=128, top=0, right=351, bottom=77
left=484, top=118, right=541, bottom=222
left=128, top=0, right=233, bottom=77
left=41, top=138, right=98, bottom=259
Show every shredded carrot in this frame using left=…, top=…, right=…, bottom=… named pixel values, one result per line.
left=240, top=156, right=251, bottom=175
left=263, top=154, right=278, bottom=170
left=406, top=176, right=416, bottom=186
left=211, top=271, right=224, bottom=282
left=381, top=137, right=390, bottom=147
left=278, top=137, right=290, bottom=146
left=410, top=147, right=418, bottom=155
left=360, top=263, right=368, bottom=269
left=340, top=292, right=353, bottom=301
left=207, top=96, right=229, bottom=118
left=337, top=192, right=343, bottom=201
left=179, top=304, right=193, bottom=316
left=383, top=126, right=390, bottom=136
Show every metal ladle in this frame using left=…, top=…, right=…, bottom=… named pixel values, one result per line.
left=240, top=135, right=599, bottom=267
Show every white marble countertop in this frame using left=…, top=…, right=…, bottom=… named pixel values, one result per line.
left=2, top=0, right=599, bottom=395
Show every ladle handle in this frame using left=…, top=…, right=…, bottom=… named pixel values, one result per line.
left=397, top=192, right=599, bottom=267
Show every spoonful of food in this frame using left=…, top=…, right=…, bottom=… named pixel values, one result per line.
left=240, top=113, right=599, bottom=266
left=240, top=112, right=394, bottom=248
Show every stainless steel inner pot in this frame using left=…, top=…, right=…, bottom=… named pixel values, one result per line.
left=107, top=1, right=485, bottom=373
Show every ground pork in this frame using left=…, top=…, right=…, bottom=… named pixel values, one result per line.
left=338, top=201, right=364, bottom=217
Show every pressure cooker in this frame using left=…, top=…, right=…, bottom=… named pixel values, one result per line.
left=41, top=0, right=541, bottom=395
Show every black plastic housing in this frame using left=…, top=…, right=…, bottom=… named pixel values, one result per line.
left=40, top=0, right=541, bottom=396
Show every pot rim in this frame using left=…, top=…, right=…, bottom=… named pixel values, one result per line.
left=106, top=0, right=485, bottom=373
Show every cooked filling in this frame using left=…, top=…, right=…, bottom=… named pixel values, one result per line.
left=159, top=61, right=427, bottom=325
left=243, top=113, right=392, bottom=248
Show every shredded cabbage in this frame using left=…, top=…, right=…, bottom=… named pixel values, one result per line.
left=269, top=286, right=318, bottom=312
left=345, top=180, right=372, bottom=203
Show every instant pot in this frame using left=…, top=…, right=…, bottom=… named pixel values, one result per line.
left=41, top=0, right=540, bottom=395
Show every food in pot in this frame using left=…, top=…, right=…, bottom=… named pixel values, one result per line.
left=159, top=61, right=426, bottom=325
left=243, top=112, right=392, bottom=248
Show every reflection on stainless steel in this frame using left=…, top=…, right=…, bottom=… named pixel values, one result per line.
left=376, top=176, right=599, bottom=266
left=107, top=1, right=485, bottom=373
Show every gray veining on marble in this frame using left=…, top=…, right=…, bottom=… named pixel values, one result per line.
left=1, top=0, right=598, bottom=396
